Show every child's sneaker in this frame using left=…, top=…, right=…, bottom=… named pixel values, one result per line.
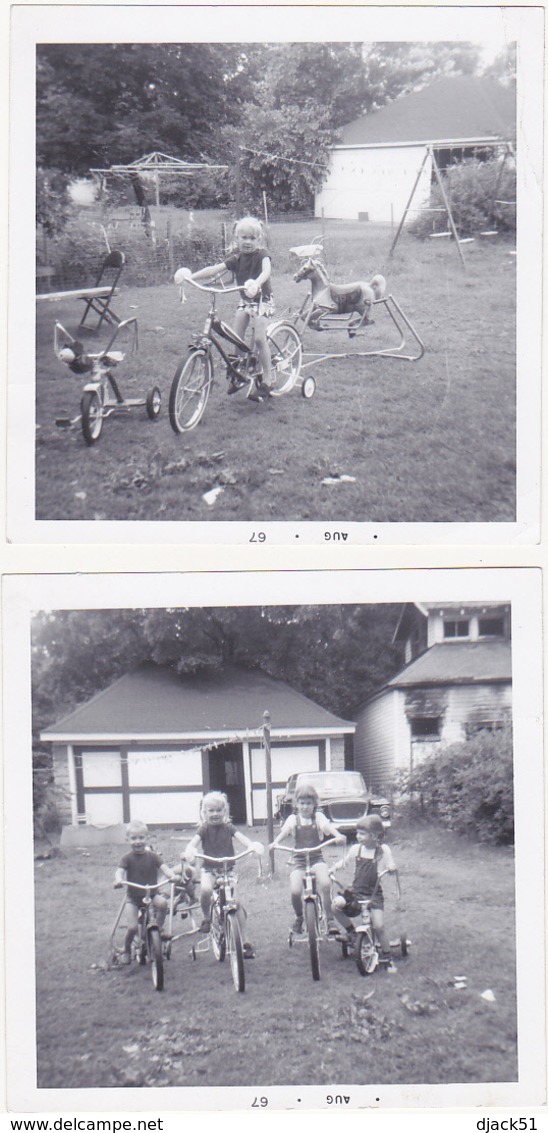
left=199, top=919, right=211, bottom=933
left=292, top=917, right=304, bottom=934
left=327, top=919, right=339, bottom=935
left=119, top=951, right=131, bottom=966
left=243, top=942, right=256, bottom=959
left=380, top=955, right=397, bottom=973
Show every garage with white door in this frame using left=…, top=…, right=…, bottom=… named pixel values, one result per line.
left=42, top=663, right=354, bottom=829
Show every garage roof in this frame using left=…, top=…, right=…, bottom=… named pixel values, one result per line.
left=41, top=663, right=355, bottom=740
left=338, top=76, right=516, bottom=147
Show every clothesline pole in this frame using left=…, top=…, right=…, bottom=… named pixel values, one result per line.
left=263, top=710, right=275, bottom=875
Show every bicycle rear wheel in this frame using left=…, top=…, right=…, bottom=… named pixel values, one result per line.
left=226, top=910, right=245, bottom=993
left=267, top=322, right=302, bottom=395
left=169, top=350, right=212, bottom=433
left=148, top=926, right=164, bottom=990
left=304, top=899, right=321, bottom=981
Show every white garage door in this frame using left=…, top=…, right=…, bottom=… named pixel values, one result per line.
left=80, top=750, right=123, bottom=824
left=250, top=744, right=320, bottom=822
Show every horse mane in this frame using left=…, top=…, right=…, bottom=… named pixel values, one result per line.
left=308, top=258, right=329, bottom=286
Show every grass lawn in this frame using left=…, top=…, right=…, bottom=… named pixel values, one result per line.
left=35, top=221, right=516, bottom=523
left=34, top=820, right=517, bottom=1090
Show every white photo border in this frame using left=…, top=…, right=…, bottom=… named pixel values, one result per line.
left=3, top=567, right=545, bottom=1111
left=7, top=4, right=543, bottom=544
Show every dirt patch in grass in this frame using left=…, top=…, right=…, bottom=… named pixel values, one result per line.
left=35, top=222, right=516, bottom=523
left=34, top=822, right=517, bottom=1089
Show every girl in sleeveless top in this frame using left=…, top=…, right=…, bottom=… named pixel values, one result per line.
left=269, top=782, right=345, bottom=934
left=332, top=813, right=397, bottom=971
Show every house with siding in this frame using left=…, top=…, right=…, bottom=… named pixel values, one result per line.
left=315, top=76, right=515, bottom=223
left=41, top=663, right=355, bottom=828
left=353, top=603, right=512, bottom=791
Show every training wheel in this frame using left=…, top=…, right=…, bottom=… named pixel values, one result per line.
left=301, top=375, right=316, bottom=399
left=288, top=932, right=294, bottom=948
left=146, top=386, right=162, bottom=419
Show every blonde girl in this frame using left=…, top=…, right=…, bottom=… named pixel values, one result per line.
left=175, top=216, right=274, bottom=397
left=183, top=791, right=263, bottom=958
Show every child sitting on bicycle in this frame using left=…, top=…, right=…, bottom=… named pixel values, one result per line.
left=332, top=813, right=397, bottom=972
left=183, top=791, right=264, bottom=958
left=269, top=782, right=346, bottom=935
left=174, top=216, right=275, bottom=399
left=113, top=819, right=178, bottom=965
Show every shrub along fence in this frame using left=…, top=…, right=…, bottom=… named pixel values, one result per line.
left=36, top=200, right=318, bottom=293
left=394, top=724, right=514, bottom=845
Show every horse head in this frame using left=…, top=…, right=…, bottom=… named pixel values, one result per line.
left=293, top=256, right=329, bottom=286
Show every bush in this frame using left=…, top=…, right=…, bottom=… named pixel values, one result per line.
left=396, top=724, right=514, bottom=844
left=409, top=157, right=516, bottom=239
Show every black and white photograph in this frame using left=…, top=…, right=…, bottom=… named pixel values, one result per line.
left=7, top=4, right=542, bottom=542
left=3, top=570, right=545, bottom=1111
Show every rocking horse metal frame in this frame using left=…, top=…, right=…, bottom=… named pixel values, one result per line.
left=288, top=243, right=425, bottom=371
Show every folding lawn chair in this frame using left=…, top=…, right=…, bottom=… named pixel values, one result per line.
left=78, top=249, right=125, bottom=331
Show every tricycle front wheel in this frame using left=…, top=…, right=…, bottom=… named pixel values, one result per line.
left=81, top=390, right=103, bottom=444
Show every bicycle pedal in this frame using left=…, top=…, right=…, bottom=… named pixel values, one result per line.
left=55, top=417, right=73, bottom=428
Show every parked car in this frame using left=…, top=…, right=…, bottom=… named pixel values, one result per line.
left=275, top=770, right=391, bottom=834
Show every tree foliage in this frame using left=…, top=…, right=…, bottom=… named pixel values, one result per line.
left=32, top=605, right=402, bottom=739
left=36, top=40, right=492, bottom=215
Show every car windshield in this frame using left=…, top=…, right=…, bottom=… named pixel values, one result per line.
left=297, top=773, right=366, bottom=796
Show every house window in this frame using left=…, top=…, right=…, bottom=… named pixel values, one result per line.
left=443, top=619, right=469, bottom=639
left=478, top=617, right=505, bottom=638
left=410, top=717, right=441, bottom=739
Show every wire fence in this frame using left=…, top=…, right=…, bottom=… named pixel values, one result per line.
left=36, top=203, right=320, bottom=292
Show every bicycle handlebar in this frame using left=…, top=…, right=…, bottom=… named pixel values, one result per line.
left=192, top=848, right=257, bottom=865
left=178, top=276, right=243, bottom=297
left=272, top=838, right=340, bottom=855
left=115, top=878, right=171, bottom=892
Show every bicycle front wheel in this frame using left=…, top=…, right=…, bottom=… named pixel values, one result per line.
left=211, top=902, right=226, bottom=962
left=267, top=322, right=302, bottom=396
left=169, top=350, right=212, bottom=433
left=356, top=930, right=378, bottom=976
left=226, top=910, right=245, bottom=993
left=81, top=390, right=103, bottom=444
left=148, top=926, right=164, bottom=990
left=304, top=899, right=321, bottom=981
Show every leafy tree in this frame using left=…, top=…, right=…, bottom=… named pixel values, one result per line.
left=482, top=43, right=517, bottom=88
left=32, top=605, right=402, bottom=740
left=36, top=43, right=265, bottom=174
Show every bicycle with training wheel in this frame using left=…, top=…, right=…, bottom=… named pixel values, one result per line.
left=110, top=879, right=170, bottom=991
left=272, top=839, right=339, bottom=981
left=188, top=848, right=256, bottom=993
left=331, top=870, right=410, bottom=976
left=53, top=318, right=161, bottom=445
left=169, top=277, right=310, bottom=433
